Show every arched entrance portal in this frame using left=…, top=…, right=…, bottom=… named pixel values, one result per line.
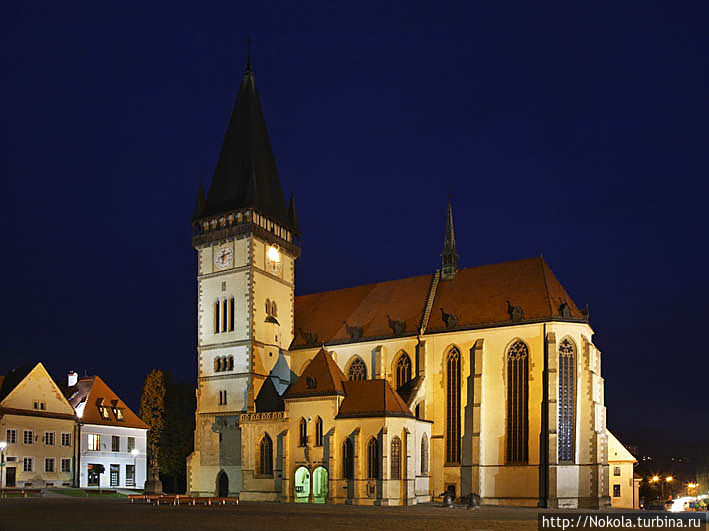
left=217, top=471, right=229, bottom=497
left=294, top=466, right=310, bottom=503
left=312, top=466, right=328, bottom=503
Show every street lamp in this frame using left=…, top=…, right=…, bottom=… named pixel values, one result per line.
left=131, top=448, right=139, bottom=488
left=0, top=441, right=6, bottom=490
left=650, top=476, right=661, bottom=501
left=666, top=476, right=674, bottom=499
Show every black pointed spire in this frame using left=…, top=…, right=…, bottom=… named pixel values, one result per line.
left=288, top=194, right=299, bottom=233
left=192, top=177, right=206, bottom=221
left=441, top=200, right=458, bottom=280
left=201, top=58, right=293, bottom=230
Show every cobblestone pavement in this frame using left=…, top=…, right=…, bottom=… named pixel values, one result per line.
left=0, top=498, right=539, bottom=531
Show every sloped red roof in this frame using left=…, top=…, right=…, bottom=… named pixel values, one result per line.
left=337, top=380, right=414, bottom=419
left=428, top=256, right=583, bottom=332
left=284, top=348, right=347, bottom=399
left=292, top=273, right=433, bottom=347
left=292, top=256, right=584, bottom=347
left=66, top=375, right=148, bottom=430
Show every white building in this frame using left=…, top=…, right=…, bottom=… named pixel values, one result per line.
left=65, top=374, right=148, bottom=489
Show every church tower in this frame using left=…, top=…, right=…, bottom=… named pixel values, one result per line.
left=187, top=59, right=300, bottom=496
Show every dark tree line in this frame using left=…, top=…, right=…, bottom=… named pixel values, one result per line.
left=139, top=369, right=195, bottom=494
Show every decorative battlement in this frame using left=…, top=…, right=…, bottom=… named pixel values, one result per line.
left=193, top=208, right=300, bottom=257
left=239, top=411, right=287, bottom=422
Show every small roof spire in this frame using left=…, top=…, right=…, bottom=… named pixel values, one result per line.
left=246, top=36, right=253, bottom=71
left=441, top=199, right=459, bottom=281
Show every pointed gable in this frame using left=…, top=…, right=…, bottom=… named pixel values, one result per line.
left=607, top=431, right=637, bottom=463
left=337, top=380, right=414, bottom=419
left=0, top=362, right=76, bottom=419
left=284, top=348, right=347, bottom=399
left=202, top=63, right=292, bottom=229
left=66, top=375, right=148, bottom=429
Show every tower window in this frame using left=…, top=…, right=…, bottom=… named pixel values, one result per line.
left=396, top=352, right=412, bottom=390
left=314, top=417, right=323, bottom=447
left=390, top=436, right=401, bottom=480
left=265, top=299, right=271, bottom=315
left=421, top=435, right=429, bottom=475
left=348, top=357, right=367, bottom=381
left=271, top=301, right=277, bottom=318
left=299, top=418, right=307, bottom=447
left=259, top=434, right=273, bottom=477
left=367, top=437, right=379, bottom=479
left=506, top=340, right=529, bottom=464
left=221, top=298, right=227, bottom=332
left=445, top=347, right=461, bottom=464
left=342, top=438, right=354, bottom=479
left=229, top=297, right=235, bottom=331
left=214, top=300, right=220, bottom=334
left=558, top=338, right=576, bottom=463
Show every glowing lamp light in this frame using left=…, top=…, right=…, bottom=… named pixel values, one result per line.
left=0, top=441, right=6, bottom=450
left=267, top=245, right=280, bottom=263
left=651, top=475, right=660, bottom=482
left=131, top=448, right=139, bottom=456
left=666, top=476, right=673, bottom=483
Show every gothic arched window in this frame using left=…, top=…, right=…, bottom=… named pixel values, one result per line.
left=258, top=434, right=273, bottom=476
left=445, top=347, right=461, bottom=464
left=367, top=437, right=379, bottom=479
left=271, top=301, right=278, bottom=317
left=229, top=297, right=235, bottom=331
left=299, top=418, right=307, bottom=447
left=390, top=436, right=401, bottom=479
left=214, top=300, right=220, bottom=333
left=265, top=299, right=271, bottom=315
left=421, top=435, right=429, bottom=475
left=348, top=357, right=367, bottom=381
left=395, top=352, right=412, bottom=390
left=342, top=438, right=354, bottom=479
left=315, top=417, right=323, bottom=447
left=558, top=338, right=576, bottom=462
left=506, top=340, right=529, bottom=463
left=221, top=298, right=228, bottom=332
left=227, top=356, right=234, bottom=371
left=214, top=357, right=220, bottom=373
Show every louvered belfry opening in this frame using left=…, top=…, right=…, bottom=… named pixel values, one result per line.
left=506, top=340, right=529, bottom=463
left=445, top=347, right=461, bottom=464
left=558, top=339, right=576, bottom=462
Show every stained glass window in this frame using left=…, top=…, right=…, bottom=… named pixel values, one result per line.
left=506, top=340, right=529, bottom=463
left=558, top=339, right=576, bottom=462
left=446, top=347, right=461, bottom=464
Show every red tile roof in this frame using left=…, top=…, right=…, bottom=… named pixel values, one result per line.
left=292, top=256, right=584, bottom=347
left=66, top=375, right=149, bottom=430
left=337, top=380, right=414, bottom=419
left=284, top=348, right=347, bottom=399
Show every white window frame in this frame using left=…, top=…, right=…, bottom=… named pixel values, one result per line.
left=6, top=428, right=17, bottom=444
left=23, top=430, right=34, bottom=445
left=61, top=458, right=72, bottom=473
left=45, top=457, right=55, bottom=473
left=23, top=457, right=33, bottom=472
left=44, top=431, right=55, bottom=446
left=61, top=432, right=71, bottom=447
left=87, top=433, right=101, bottom=451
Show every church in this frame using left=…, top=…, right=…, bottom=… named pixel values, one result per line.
left=186, top=59, right=616, bottom=508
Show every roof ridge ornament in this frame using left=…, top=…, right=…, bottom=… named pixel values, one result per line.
left=441, top=199, right=458, bottom=281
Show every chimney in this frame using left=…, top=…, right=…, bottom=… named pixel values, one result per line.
left=68, top=371, right=78, bottom=387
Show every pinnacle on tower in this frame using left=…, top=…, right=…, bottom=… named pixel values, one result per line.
left=441, top=200, right=458, bottom=281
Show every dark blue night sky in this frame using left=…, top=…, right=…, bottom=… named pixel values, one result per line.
left=4, top=2, right=708, bottom=452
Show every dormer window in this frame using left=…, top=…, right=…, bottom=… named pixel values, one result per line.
left=100, top=407, right=110, bottom=419
left=113, top=408, right=124, bottom=421
left=33, top=401, right=46, bottom=411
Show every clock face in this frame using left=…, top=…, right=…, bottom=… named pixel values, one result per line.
left=214, top=243, right=234, bottom=270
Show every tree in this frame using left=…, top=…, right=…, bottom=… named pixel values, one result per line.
left=139, top=370, right=167, bottom=464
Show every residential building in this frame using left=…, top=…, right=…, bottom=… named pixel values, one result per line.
left=65, top=374, right=148, bottom=489
left=607, top=431, right=639, bottom=508
left=0, top=363, right=77, bottom=488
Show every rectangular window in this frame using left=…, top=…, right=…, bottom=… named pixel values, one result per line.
left=45, top=457, right=55, bottom=473
left=614, top=466, right=621, bottom=476
left=7, top=429, right=17, bottom=444
left=613, top=484, right=621, bottom=497
left=87, top=433, right=101, bottom=451
left=23, top=457, right=33, bottom=472
left=110, top=464, right=120, bottom=487
left=221, top=298, right=227, bottom=332
left=44, top=432, right=55, bottom=446
left=61, top=433, right=71, bottom=447
left=126, top=464, right=135, bottom=487
left=214, top=300, right=220, bottom=333
left=61, top=458, right=72, bottom=473
left=112, top=435, right=120, bottom=452
left=33, top=401, right=46, bottom=410
left=23, top=430, right=33, bottom=445
left=127, top=437, right=135, bottom=452
left=229, top=298, right=235, bottom=331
